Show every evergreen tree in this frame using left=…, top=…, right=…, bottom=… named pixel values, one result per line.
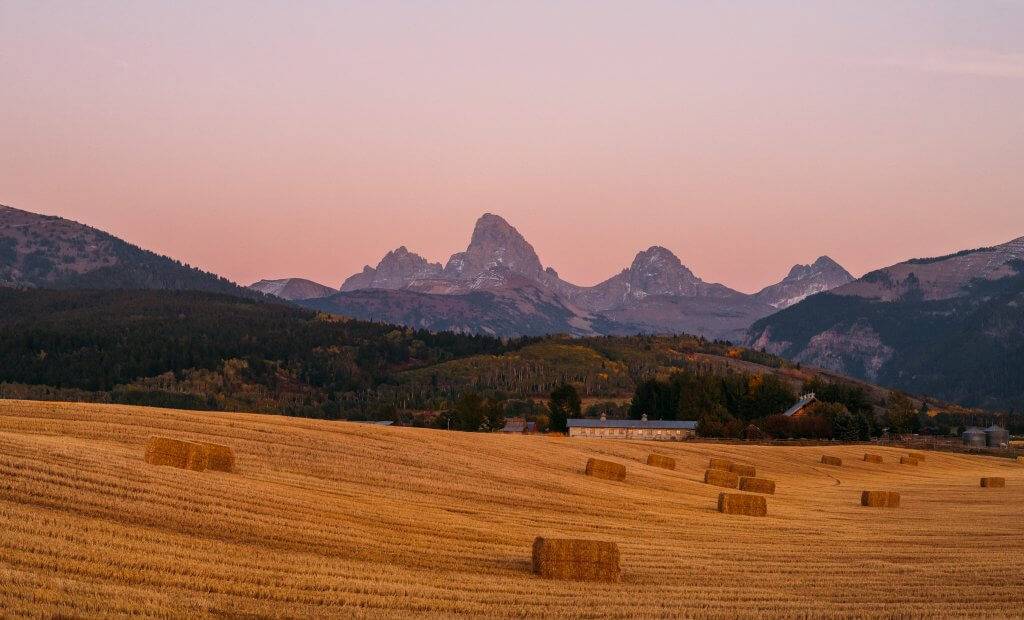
left=453, top=391, right=486, bottom=431
left=886, top=391, right=918, bottom=434
left=549, top=383, right=580, bottom=433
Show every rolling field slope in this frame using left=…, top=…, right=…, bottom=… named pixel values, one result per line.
left=2, top=400, right=1023, bottom=617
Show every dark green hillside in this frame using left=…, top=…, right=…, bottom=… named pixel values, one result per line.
left=1, top=288, right=1011, bottom=436
left=748, top=262, right=1024, bottom=411
left=0, top=289, right=512, bottom=416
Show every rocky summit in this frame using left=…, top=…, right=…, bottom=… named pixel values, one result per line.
left=754, top=256, right=854, bottom=309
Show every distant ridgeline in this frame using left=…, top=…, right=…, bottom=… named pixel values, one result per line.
left=748, top=260, right=1024, bottom=413
left=1, top=288, right=1018, bottom=438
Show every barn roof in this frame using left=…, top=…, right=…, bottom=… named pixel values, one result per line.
left=567, top=419, right=697, bottom=430
left=783, top=393, right=817, bottom=417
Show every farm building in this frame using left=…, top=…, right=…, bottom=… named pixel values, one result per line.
left=783, top=393, right=817, bottom=417
left=984, top=425, right=1009, bottom=447
left=567, top=414, right=697, bottom=441
left=962, top=427, right=987, bottom=448
left=499, top=417, right=537, bottom=434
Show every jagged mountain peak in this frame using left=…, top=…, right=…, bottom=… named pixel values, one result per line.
left=784, top=255, right=850, bottom=281
left=339, top=246, right=442, bottom=292
left=444, top=212, right=544, bottom=281
left=622, top=246, right=702, bottom=294
left=630, top=246, right=693, bottom=276
left=756, top=256, right=854, bottom=309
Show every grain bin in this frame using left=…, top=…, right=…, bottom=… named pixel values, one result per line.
left=984, top=425, right=1009, bottom=448
left=962, top=427, right=986, bottom=448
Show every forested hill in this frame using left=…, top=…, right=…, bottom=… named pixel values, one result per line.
left=0, top=205, right=257, bottom=297
left=0, top=289, right=513, bottom=416
left=747, top=259, right=1024, bottom=412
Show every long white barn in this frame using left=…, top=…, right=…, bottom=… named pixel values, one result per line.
left=567, top=414, right=697, bottom=441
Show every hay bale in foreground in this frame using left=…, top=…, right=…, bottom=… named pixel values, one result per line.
left=585, top=458, right=626, bottom=482
left=863, top=454, right=884, bottom=464
left=532, top=537, right=621, bottom=582
left=861, top=491, right=900, bottom=508
left=900, top=456, right=919, bottom=466
left=708, top=458, right=733, bottom=471
left=718, top=493, right=767, bottom=517
left=728, top=463, right=757, bottom=477
left=739, top=477, right=776, bottom=495
left=198, top=442, right=236, bottom=472
left=144, top=437, right=208, bottom=472
left=704, top=468, right=739, bottom=488
left=908, top=453, right=925, bottom=462
left=646, top=453, right=676, bottom=470
left=980, top=477, right=1006, bottom=488
left=821, top=455, right=842, bottom=466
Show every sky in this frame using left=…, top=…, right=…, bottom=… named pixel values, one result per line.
left=2, top=1, right=1023, bottom=292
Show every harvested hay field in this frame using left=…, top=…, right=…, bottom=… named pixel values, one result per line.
left=3, top=400, right=1024, bottom=617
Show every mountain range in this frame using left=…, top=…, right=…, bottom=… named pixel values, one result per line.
left=280, top=213, right=853, bottom=339
left=4, top=202, right=1022, bottom=410
left=747, top=236, right=1024, bottom=410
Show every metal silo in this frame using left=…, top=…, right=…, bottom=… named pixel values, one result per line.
left=984, top=425, right=1009, bottom=448
left=962, top=427, right=986, bottom=448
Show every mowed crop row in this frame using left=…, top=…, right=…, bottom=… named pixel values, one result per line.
left=2, top=400, right=1023, bottom=618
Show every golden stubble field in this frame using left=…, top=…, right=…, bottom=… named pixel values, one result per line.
left=2, top=400, right=1023, bottom=618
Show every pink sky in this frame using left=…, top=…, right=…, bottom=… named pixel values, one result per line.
left=2, top=1, right=1023, bottom=292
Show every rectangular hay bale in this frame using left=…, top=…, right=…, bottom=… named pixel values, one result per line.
left=900, top=456, right=919, bottom=466
left=980, top=477, right=1005, bottom=488
left=861, top=491, right=900, bottom=508
left=863, top=453, right=884, bottom=464
left=144, top=437, right=208, bottom=472
left=198, top=442, right=236, bottom=472
left=585, top=458, right=626, bottom=482
left=532, top=537, right=621, bottom=582
left=646, top=453, right=676, bottom=470
left=717, top=492, right=767, bottom=517
left=821, top=455, right=842, bottom=466
left=908, top=453, right=925, bottom=462
left=739, top=477, right=776, bottom=495
left=728, top=463, right=756, bottom=477
left=704, top=468, right=739, bottom=489
left=708, top=458, right=734, bottom=471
